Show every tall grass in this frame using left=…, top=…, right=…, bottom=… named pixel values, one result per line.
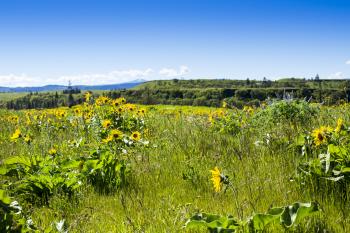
left=1, top=103, right=350, bottom=232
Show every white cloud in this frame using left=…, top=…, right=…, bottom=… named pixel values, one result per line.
left=159, top=68, right=178, bottom=77
left=59, top=68, right=154, bottom=86
left=179, top=65, right=190, bottom=75
left=0, top=73, right=41, bottom=87
left=0, top=66, right=191, bottom=87
left=159, top=65, right=190, bottom=77
left=0, top=68, right=154, bottom=87
left=328, top=72, right=343, bottom=79
left=346, top=60, right=350, bottom=65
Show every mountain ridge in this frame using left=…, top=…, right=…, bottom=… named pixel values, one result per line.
left=0, top=79, right=147, bottom=92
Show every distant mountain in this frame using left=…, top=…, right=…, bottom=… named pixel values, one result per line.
left=0, top=79, right=147, bottom=93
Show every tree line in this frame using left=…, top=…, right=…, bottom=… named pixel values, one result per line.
left=2, top=78, right=350, bottom=110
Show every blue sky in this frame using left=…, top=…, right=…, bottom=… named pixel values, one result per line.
left=0, top=0, right=350, bottom=86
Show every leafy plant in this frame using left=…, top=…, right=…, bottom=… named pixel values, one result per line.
left=81, top=149, right=129, bottom=193
left=253, top=100, right=318, bottom=131
left=0, top=189, right=37, bottom=232
left=247, top=202, right=319, bottom=230
left=186, top=213, right=240, bottom=233
left=297, top=119, right=350, bottom=195
left=0, top=155, right=82, bottom=204
left=185, top=202, right=319, bottom=232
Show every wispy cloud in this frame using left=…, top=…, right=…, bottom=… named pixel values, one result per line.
left=59, top=68, right=154, bottom=86
left=0, top=68, right=154, bottom=87
left=346, top=60, right=350, bottom=65
left=0, top=66, right=191, bottom=87
left=159, top=65, right=190, bottom=77
left=328, top=71, right=343, bottom=79
left=0, top=73, right=41, bottom=87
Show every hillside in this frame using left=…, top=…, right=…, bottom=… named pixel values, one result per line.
left=107, top=78, right=350, bottom=107
left=0, top=79, right=145, bottom=93
left=133, top=78, right=350, bottom=90
left=3, top=78, right=350, bottom=110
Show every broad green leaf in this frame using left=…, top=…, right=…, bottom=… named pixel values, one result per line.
left=280, top=202, right=319, bottom=228
left=60, top=160, right=81, bottom=170
left=186, top=213, right=240, bottom=232
left=0, top=189, right=11, bottom=204
left=341, top=167, right=350, bottom=173
left=294, top=134, right=305, bottom=146
left=0, top=166, right=9, bottom=175
left=328, top=144, right=339, bottom=155
left=328, top=144, right=347, bottom=159
left=81, top=160, right=99, bottom=173
left=4, top=156, right=31, bottom=167
left=249, top=207, right=284, bottom=231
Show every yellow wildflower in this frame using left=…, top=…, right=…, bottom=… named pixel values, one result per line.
left=24, top=135, right=32, bottom=144
left=11, top=129, right=22, bottom=141
left=49, top=148, right=57, bottom=156
left=103, top=129, right=123, bottom=143
left=311, top=126, right=332, bottom=146
left=111, top=129, right=123, bottom=139
left=26, top=118, right=32, bottom=125
left=222, top=101, right=227, bottom=108
left=55, top=110, right=66, bottom=119
left=125, top=103, right=136, bottom=111
left=111, top=99, right=120, bottom=107
left=208, top=114, right=214, bottom=124
left=8, top=115, right=19, bottom=124
left=119, top=97, right=126, bottom=104
left=116, top=107, right=124, bottom=113
left=210, top=167, right=222, bottom=192
left=74, top=108, right=82, bottom=116
left=243, top=106, right=254, bottom=114
left=84, top=92, right=92, bottom=102
left=95, top=96, right=111, bottom=106
left=138, top=108, right=146, bottom=115
left=335, top=118, right=344, bottom=133
left=102, top=120, right=112, bottom=129
left=131, top=131, right=141, bottom=141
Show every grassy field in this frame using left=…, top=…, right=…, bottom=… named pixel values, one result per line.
left=0, top=92, right=29, bottom=102
left=1, top=96, right=350, bottom=232
left=0, top=90, right=107, bottom=102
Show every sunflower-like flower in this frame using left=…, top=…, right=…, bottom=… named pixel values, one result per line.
left=55, top=110, right=66, bottom=119
left=125, top=103, right=136, bottom=112
left=116, top=107, right=124, bottom=114
left=24, top=135, right=32, bottom=144
left=222, top=101, right=227, bottom=108
left=210, top=167, right=223, bottom=192
left=10, top=129, right=22, bottom=141
left=95, top=96, right=111, bottom=106
left=311, top=126, right=332, bottom=146
left=111, top=99, right=120, bottom=107
left=84, top=92, right=92, bottom=102
left=131, top=131, right=141, bottom=141
left=102, top=120, right=112, bottom=129
left=111, top=129, right=123, bottom=139
left=74, top=107, right=82, bottom=116
left=208, top=114, right=214, bottom=124
left=119, top=97, right=126, bottom=104
left=49, top=148, right=57, bottom=156
left=335, top=118, right=344, bottom=133
left=243, top=106, right=254, bottom=114
left=8, top=115, right=19, bottom=124
left=138, top=109, right=146, bottom=115
left=103, top=129, right=123, bottom=143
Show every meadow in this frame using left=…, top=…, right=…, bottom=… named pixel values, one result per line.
left=1, top=94, right=350, bottom=232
